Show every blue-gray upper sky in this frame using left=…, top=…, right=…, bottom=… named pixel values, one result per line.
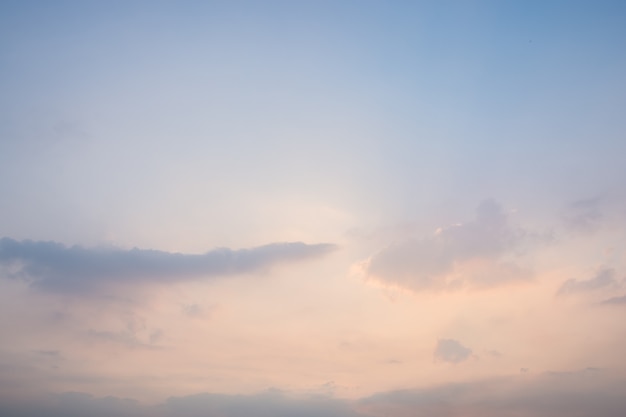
left=2, top=1, right=626, bottom=416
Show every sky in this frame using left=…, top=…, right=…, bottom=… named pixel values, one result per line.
left=1, top=1, right=626, bottom=416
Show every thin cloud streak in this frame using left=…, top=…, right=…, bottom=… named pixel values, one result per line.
left=0, top=237, right=337, bottom=293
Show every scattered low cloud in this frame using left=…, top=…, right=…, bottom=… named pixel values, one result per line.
left=434, top=339, right=473, bottom=364
left=362, top=200, right=531, bottom=291
left=0, top=238, right=337, bottom=294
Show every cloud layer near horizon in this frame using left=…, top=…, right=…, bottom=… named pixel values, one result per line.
left=0, top=238, right=336, bottom=293
left=358, top=369, right=626, bottom=417
left=2, top=370, right=624, bottom=417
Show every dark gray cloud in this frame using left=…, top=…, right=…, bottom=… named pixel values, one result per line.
left=434, top=339, right=473, bottom=364
left=0, top=237, right=336, bottom=293
left=557, top=268, right=621, bottom=296
left=365, top=200, right=530, bottom=291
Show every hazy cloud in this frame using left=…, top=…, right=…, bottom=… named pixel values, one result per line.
left=2, top=371, right=625, bottom=417
left=181, top=303, right=214, bottom=319
left=163, top=390, right=363, bottom=417
left=0, top=392, right=144, bottom=417
left=0, top=238, right=336, bottom=293
left=85, top=329, right=162, bottom=350
left=434, top=339, right=473, bottom=364
left=601, top=295, right=626, bottom=305
left=358, top=370, right=626, bottom=417
left=562, top=197, right=604, bottom=235
left=0, top=390, right=364, bottom=417
left=485, top=349, right=502, bottom=358
left=557, top=268, right=621, bottom=296
left=34, top=350, right=62, bottom=358
left=364, top=200, right=530, bottom=291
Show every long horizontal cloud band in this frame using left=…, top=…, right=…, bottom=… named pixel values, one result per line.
left=2, top=371, right=625, bottom=417
left=0, top=238, right=337, bottom=292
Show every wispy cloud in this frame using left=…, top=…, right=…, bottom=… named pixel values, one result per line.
left=0, top=238, right=337, bottom=294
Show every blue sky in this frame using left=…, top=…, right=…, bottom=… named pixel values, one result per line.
left=1, top=1, right=626, bottom=416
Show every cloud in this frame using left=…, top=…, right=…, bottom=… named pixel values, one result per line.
left=358, top=369, right=626, bottom=417
left=434, top=339, right=473, bottom=364
left=0, top=392, right=144, bottom=417
left=85, top=329, right=162, bottom=350
left=181, top=303, right=215, bottom=319
left=601, top=295, right=626, bottom=305
left=561, top=197, right=604, bottom=235
left=2, top=371, right=626, bottom=417
left=485, top=349, right=502, bottom=358
left=0, top=390, right=364, bottom=417
left=363, top=200, right=530, bottom=291
left=0, top=238, right=336, bottom=294
left=163, top=390, right=363, bottom=417
left=557, top=268, right=621, bottom=296
left=34, top=350, right=62, bottom=358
